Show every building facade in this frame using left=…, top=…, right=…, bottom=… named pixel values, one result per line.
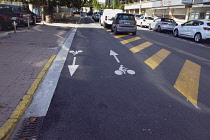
left=124, top=0, right=210, bottom=23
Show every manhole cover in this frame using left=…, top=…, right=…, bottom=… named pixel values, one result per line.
left=13, top=116, right=45, bottom=140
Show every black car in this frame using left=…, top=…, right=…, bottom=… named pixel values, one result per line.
left=92, top=11, right=103, bottom=21
left=0, top=4, right=33, bottom=26
left=30, top=12, right=41, bottom=24
left=0, top=6, right=18, bottom=30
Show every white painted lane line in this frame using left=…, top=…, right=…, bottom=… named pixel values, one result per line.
left=24, top=25, right=78, bottom=117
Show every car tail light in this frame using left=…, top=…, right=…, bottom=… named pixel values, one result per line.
left=176, top=23, right=178, bottom=26
left=105, top=16, right=107, bottom=20
left=0, top=15, right=9, bottom=19
left=162, top=23, right=168, bottom=25
left=134, top=21, right=136, bottom=25
left=143, top=19, right=146, bottom=22
left=203, top=27, right=210, bottom=30
left=19, top=14, right=23, bottom=18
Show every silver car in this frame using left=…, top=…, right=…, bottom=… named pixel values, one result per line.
left=111, top=13, right=137, bottom=35
left=149, top=18, right=178, bottom=32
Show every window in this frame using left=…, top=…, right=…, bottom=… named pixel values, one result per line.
left=162, top=18, right=175, bottom=22
left=193, top=21, right=204, bottom=26
left=184, top=21, right=194, bottom=26
left=146, top=17, right=154, bottom=20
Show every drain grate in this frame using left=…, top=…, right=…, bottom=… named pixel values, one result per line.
left=13, top=116, right=45, bottom=140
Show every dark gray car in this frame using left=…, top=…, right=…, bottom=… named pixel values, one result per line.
left=111, top=13, right=137, bottom=35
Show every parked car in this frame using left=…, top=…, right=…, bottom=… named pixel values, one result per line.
left=133, top=14, right=142, bottom=21
left=30, top=12, right=41, bottom=24
left=0, top=4, right=33, bottom=26
left=138, top=16, right=154, bottom=27
left=0, top=5, right=18, bottom=31
left=92, top=11, right=103, bottom=21
left=173, top=20, right=210, bottom=42
left=149, top=18, right=178, bottom=32
left=111, top=13, right=137, bottom=35
left=100, top=9, right=123, bottom=28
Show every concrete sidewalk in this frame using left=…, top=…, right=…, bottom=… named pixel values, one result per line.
left=0, top=17, right=80, bottom=139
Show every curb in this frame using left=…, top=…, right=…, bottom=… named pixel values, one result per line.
left=0, top=55, right=56, bottom=140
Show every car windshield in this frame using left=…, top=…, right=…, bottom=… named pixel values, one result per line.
left=135, top=15, right=141, bottom=17
left=162, top=18, right=175, bottom=22
left=120, top=15, right=134, bottom=20
left=20, top=7, right=31, bottom=13
left=146, top=17, right=154, bottom=20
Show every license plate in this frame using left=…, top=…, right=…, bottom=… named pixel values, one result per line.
left=124, top=22, right=130, bottom=24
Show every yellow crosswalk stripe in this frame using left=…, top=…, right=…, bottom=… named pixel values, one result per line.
left=106, top=29, right=111, bottom=31
left=129, top=42, right=153, bottom=53
left=120, top=37, right=141, bottom=45
left=114, top=35, right=129, bottom=38
left=144, top=49, right=171, bottom=70
left=110, top=32, right=114, bottom=34
left=174, top=60, right=201, bottom=107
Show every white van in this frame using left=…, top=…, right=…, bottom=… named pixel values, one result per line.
left=100, top=9, right=123, bottom=28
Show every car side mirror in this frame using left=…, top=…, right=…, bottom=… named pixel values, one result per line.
left=181, top=23, right=184, bottom=26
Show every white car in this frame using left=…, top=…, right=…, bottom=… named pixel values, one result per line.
left=173, top=20, right=210, bottom=42
left=100, top=9, right=123, bottom=28
left=137, top=16, right=154, bottom=27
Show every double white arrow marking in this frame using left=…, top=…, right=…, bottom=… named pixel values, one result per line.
left=68, top=57, right=79, bottom=76
left=110, top=50, right=120, bottom=63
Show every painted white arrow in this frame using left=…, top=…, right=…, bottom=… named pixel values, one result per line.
left=68, top=57, right=79, bottom=76
left=110, top=50, right=120, bottom=63
left=69, top=50, right=83, bottom=56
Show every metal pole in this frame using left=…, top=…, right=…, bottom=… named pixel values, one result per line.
left=27, top=17, right=30, bottom=29
left=13, top=21, right=16, bottom=33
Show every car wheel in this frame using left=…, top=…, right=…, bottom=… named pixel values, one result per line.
left=104, top=22, right=107, bottom=28
left=0, top=22, right=5, bottom=31
left=111, top=26, right=114, bottom=32
left=157, top=26, right=162, bottom=32
left=132, top=31, right=136, bottom=36
left=114, top=27, right=118, bottom=35
left=149, top=24, right=152, bottom=30
left=194, top=33, right=202, bottom=43
left=173, top=29, right=179, bottom=37
left=0, top=22, right=3, bottom=31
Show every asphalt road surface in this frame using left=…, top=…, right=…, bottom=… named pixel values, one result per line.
left=37, top=17, right=210, bottom=140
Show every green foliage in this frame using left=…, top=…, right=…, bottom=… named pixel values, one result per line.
left=0, top=105, right=5, bottom=108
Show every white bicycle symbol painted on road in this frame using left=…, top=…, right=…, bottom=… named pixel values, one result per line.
left=115, top=65, right=135, bottom=75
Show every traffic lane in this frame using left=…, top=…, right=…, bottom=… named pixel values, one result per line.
left=113, top=29, right=210, bottom=110
left=136, top=27, right=210, bottom=68
left=38, top=24, right=210, bottom=140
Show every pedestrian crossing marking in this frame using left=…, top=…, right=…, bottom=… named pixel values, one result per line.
left=110, top=33, right=114, bottom=34
left=120, top=37, right=141, bottom=45
left=129, top=42, right=153, bottom=53
left=106, top=29, right=111, bottom=31
left=144, top=49, right=171, bottom=70
left=114, top=35, right=129, bottom=38
left=174, top=60, right=201, bottom=107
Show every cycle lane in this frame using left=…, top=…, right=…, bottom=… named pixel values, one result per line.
left=36, top=23, right=210, bottom=140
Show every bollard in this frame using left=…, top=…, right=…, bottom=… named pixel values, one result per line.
left=27, top=17, right=30, bottom=29
left=13, top=21, right=16, bottom=33
left=34, top=15, right=36, bottom=25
